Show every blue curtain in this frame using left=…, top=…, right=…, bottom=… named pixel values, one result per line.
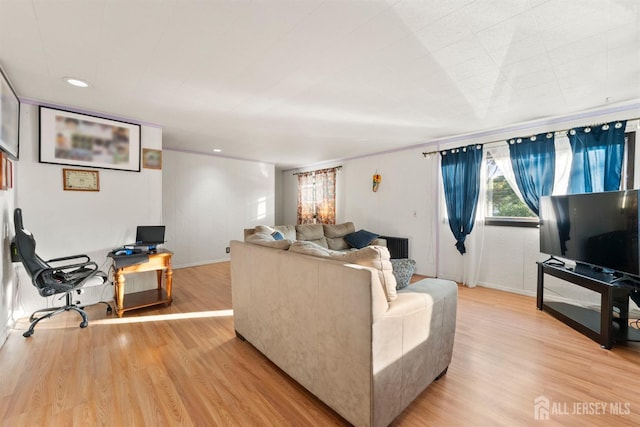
left=440, top=144, right=483, bottom=255
left=567, top=121, right=626, bottom=194
left=508, top=132, right=556, bottom=216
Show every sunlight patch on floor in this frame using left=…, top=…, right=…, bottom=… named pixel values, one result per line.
left=91, top=309, right=234, bottom=324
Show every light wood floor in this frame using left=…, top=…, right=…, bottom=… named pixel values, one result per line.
left=2, top=262, right=640, bottom=426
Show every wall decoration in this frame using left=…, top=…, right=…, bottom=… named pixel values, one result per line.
left=2, top=154, right=12, bottom=189
left=142, top=148, right=162, bottom=170
left=63, top=168, right=100, bottom=191
left=0, top=152, right=4, bottom=190
left=6, top=157, right=12, bottom=189
left=372, top=171, right=382, bottom=192
left=40, top=106, right=141, bottom=172
left=0, top=65, right=20, bottom=159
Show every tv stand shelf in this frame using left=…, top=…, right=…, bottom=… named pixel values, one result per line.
left=537, top=262, right=640, bottom=349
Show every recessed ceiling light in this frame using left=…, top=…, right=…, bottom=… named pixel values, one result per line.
left=213, top=148, right=222, bottom=153
left=64, top=77, right=89, bottom=88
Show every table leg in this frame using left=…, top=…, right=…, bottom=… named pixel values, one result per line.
left=156, top=270, right=162, bottom=289
left=166, top=263, right=173, bottom=305
left=537, top=263, right=544, bottom=310
left=115, top=270, right=125, bottom=318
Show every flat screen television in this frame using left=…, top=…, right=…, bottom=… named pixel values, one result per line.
left=539, top=190, right=640, bottom=278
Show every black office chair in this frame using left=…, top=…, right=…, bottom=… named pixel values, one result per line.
left=13, top=208, right=112, bottom=337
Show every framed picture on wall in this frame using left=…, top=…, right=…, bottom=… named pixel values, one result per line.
left=0, top=65, right=20, bottom=160
left=142, top=148, right=162, bottom=170
left=39, top=106, right=141, bottom=172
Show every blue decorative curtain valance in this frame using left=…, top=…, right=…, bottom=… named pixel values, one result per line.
left=567, top=121, right=626, bottom=194
left=508, top=132, right=556, bottom=216
left=440, top=144, right=483, bottom=255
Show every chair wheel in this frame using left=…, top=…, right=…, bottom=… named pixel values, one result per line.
left=106, top=306, right=113, bottom=314
left=23, top=330, right=33, bottom=338
left=80, top=321, right=88, bottom=328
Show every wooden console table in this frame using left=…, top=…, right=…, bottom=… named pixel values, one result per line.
left=537, top=262, right=640, bottom=349
left=112, top=249, right=173, bottom=317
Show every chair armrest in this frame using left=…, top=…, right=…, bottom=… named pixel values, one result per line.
left=47, top=254, right=91, bottom=264
left=33, top=261, right=102, bottom=290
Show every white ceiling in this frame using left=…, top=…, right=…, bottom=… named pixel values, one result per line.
left=1, top=0, right=639, bottom=169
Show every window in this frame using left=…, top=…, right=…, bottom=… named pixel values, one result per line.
left=484, top=152, right=538, bottom=227
left=296, top=167, right=337, bottom=224
left=484, top=130, right=636, bottom=227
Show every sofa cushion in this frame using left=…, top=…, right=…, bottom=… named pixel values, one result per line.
left=246, top=232, right=293, bottom=249
left=323, top=222, right=355, bottom=238
left=332, top=246, right=397, bottom=301
left=344, top=229, right=380, bottom=249
left=288, top=240, right=340, bottom=257
left=254, top=225, right=275, bottom=235
left=324, top=222, right=356, bottom=250
left=253, top=224, right=296, bottom=241
left=295, top=224, right=328, bottom=248
left=274, top=225, right=297, bottom=241
left=390, top=258, right=416, bottom=290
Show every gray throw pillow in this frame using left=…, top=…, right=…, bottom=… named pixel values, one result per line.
left=390, top=258, right=416, bottom=290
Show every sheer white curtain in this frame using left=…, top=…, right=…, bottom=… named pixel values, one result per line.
left=486, top=137, right=571, bottom=202
left=461, top=149, right=488, bottom=287
left=551, top=134, right=571, bottom=195
left=486, top=143, right=525, bottom=203
left=437, top=149, right=488, bottom=288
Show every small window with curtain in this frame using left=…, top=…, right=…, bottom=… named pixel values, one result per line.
left=296, top=167, right=338, bottom=224
left=485, top=151, right=537, bottom=226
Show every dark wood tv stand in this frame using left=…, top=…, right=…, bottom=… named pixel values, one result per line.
left=537, top=262, right=640, bottom=349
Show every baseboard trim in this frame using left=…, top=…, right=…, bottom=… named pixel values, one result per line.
left=476, top=281, right=537, bottom=298
left=173, top=258, right=230, bottom=269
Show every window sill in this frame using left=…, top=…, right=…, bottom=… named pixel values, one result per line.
left=484, top=217, right=540, bottom=227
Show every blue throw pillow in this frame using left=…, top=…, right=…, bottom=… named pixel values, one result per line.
left=391, top=258, right=416, bottom=290
left=344, top=229, right=379, bottom=249
left=271, top=231, right=284, bottom=241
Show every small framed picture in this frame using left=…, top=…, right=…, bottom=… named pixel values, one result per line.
left=63, top=168, right=100, bottom=191
left=142, top=148, right=162, bottom=170
left=3, top=155, right=11, bottom=190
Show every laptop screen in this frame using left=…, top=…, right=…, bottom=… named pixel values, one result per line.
left=135, top=226, right=166, bottom=245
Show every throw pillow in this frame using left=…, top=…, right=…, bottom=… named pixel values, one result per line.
left=271, top=231, right=284, bottom=240
left=246, top=232, right=292, bottom=249
left=332, top=246, right=397, bottom=301
left=391, top=258, right=416, bottom=290
left=273, top=225, right=297, bottom=241
left=344, top=229, right=380, bottom=249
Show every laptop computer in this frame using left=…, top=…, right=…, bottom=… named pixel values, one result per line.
left=123, top=226, right=166, bottom=252
left=136, top=225, right=165, bottom=245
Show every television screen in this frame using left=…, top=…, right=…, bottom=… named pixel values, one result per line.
left=539, top=190, right=640, bottom=277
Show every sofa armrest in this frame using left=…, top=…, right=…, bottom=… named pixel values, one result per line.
left=370, top=237, right=386, bottom=247
left=371, top=279, right=457, bottom=426
left=243, top=228, right=256, bottom=240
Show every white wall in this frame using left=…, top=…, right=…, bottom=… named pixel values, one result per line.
left=280, top=105, right=640, bottom=297
left=282, top=150, right=440, bottom=277
left=13, top=104, right=162, bottom=318
left=162, top=150, right=274, bottom=268
left=0, top=159, right=17, bottom=344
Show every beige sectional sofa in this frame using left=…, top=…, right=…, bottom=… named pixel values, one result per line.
left=230, top=237, right=458, bottom=426
left=244, top=221, right=387, bottom=250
